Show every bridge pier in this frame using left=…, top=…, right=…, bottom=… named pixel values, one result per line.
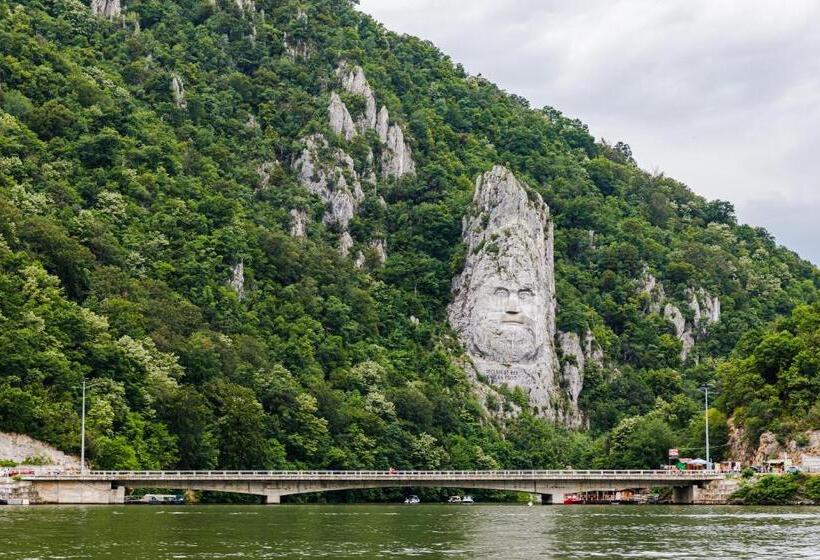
left=671, top=485, right=695, bottom=504
left=31, top=481, right=125, bottom=504
left=540, top=492, right=566, bottom=504
left=263, top=492, right=281, bottom=504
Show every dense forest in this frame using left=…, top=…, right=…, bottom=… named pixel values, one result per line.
left=0, top=0, right=817, bottom=482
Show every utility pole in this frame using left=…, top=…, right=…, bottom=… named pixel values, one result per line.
left=80, top=379, right=86, bottom=474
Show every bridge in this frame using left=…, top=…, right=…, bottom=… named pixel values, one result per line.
left=22, top=469, right=722, bottom=504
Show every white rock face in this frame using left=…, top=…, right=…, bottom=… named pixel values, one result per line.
left=171, top=74, right=186, bottom=109
left=449, top=166, right=562, bottom=418
left=0, top=433, right=83, bottom=468
left=558, top=330, right=603, bottom=427
left=293, top=134, right=364, bottom=230
left=289, top=209, right=307, bottom=238
left=371, top=239, right=387, bottom=265
left=641, top=272, right=666, bottom=314
left=688, top=287, right=721, bottom=327
left=283, top=33, right=310, bottom=60
left=376, top=105, right=390, bottom=143
left=558, top=332, right=584, bottom=414
left=256, top=161, right=278, bottom=190
left=339, top=232, right=354, bottom=257
left=382, top=122, right=415, bottom=179
left=338, top=64, right=378, bottom=132
left=234, top=0, right=255, bottom=15
left=229, top=261, right=245, bottom=298
left=641, top=271, right=721, bottom=361
left=91, top=0, right=120, bottom=19
left=354, top=251, right=366, bottom=269
left=664, top=303, right=694, bottom=359
left=328, top=92, right=357, bottom=141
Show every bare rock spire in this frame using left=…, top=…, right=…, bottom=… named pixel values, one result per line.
left=449, top=166, right=564, bottom=420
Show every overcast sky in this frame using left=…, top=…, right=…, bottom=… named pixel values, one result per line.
left=358, top=0, right=820, bottom=265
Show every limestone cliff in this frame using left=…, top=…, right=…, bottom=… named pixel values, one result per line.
left=338, top=64, right=377, bottom=132
left=171, top=74, right=186, bottom=109
left=641, top=271, right=721, bottom=361
left=328, top=92, right=357, bottom=140
left=90, top=0, right=120, bottom=19
left=558, top=330, right=603, bottom=426
left=289, top=209, right=307, bottom=238
left=449, top=166, right=567, bottom=421
left=292, top=133, right=364, bottom=231
left=0, top=433, right=82, bottom=468
left=335, top=62, right=415, bottom=179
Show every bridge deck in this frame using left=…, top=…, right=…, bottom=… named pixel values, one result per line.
left=25, top=469, right=722, bottom=482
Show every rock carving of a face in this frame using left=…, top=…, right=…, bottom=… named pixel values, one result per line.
left=468, top=256, right=547, bottom=363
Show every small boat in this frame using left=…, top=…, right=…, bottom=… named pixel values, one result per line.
left=136, top=494, right=185, bottom=505
left=447, top=495, right=462, bottom=503
left=563, top=496, right=584, bottom=505
left=404, top=495, right=420, bottom=504
left=461, top=495, right=474, bottom=504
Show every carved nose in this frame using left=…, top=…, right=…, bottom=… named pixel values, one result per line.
left=506, top=295, right=521, bottom=314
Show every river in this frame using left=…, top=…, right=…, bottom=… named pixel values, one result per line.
left=1, top=504, right=817, bottom=559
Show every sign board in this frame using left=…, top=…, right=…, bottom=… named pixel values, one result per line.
left=668, top=448, right=679, bottom=459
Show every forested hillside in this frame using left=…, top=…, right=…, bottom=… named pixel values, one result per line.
left=0, top=0, right=817, bottom=475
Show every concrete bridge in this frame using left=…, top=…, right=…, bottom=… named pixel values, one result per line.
left=22, top=469, right=722, bottom=505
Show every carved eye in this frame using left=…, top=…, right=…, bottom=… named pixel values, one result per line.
left=494, top=288, right=509, bottom=298
left=518, top=289, right=534, bottom=299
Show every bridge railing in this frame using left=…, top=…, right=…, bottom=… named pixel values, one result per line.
left=25, top=469, right=722, bottom=480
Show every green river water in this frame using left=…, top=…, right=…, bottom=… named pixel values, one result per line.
left=1, top=504, right=817, bottom=559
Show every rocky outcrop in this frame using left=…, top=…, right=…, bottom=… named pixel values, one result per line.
left=171, top=74, right=186, bottom=109
left=234, top=0, right=255, bottom=15
left=334, top=63, right=415, bottom=179
left=256, top=161, right=278, bottom=190
left=338, top=64, right=377, bottom=132
left=339, top=232, right=354, bottom=257
left=663, top=303, right=695, bottom=359
left=328, top=92, right=357, bottom=140
left=90, top=0, right=121, bottom=19
left=640, top=271, right=721, bottom=361
left=449, top=166, right=566, bottom=421
left=641, top=272, right=666, bottom=314
left=728, top=427, right=820, bottom=467
left=283, top=33, right=310, bottom=60
left=688, top=287, right=721, bottom=327
left=229, top=261, right=244, bottom=298
left=558, top=330, right=603, bottom=421
left=382, top=118, right=416, bottom=179
left=354, top=251, right=366, bottom=269
left=292, top=133, right=364, bottom=231
left=377, top=106, right=390, bottom=143
left=370, top=239, right=387, bottom=265
left=289, top=209, right=307, bottom=238
left=0, top=433, right=82, bottom=468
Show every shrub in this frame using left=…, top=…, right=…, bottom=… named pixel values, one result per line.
left=731, top=474, right=800, bottom=505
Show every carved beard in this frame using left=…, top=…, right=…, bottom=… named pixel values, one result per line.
left=472, top=315, right=541, bottom=363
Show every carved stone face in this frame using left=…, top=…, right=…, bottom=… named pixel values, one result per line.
left=467, top=257, right=547, bottom=363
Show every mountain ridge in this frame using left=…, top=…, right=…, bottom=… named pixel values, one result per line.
left=0, top=0, right=816, bottom=477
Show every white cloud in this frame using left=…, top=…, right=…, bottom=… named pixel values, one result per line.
left=358, top=0, right=820, bottom=264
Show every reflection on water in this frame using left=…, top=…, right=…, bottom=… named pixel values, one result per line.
left=0, top=504, right=817, bottom=559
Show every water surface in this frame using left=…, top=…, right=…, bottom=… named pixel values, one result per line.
left=1, top=504, right=817, bottom=559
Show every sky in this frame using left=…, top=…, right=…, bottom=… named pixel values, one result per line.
left=357, top=0, right=820, bottom=265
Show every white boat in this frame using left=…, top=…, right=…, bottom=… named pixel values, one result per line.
left=462, top=495, right=474, bottom=504
left=404, top=495, right=420, bottom=504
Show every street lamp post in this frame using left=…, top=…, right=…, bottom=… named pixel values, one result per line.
left=699, top=384, right=711, bottom=470
left=80, top=380, right=87, bottom=474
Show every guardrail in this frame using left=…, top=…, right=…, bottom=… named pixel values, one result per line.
left=24, top=469, right=723, bottom=480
